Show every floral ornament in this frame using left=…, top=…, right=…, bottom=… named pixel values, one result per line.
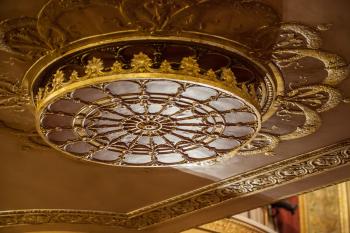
left=85, top=57, right=104, bottom=76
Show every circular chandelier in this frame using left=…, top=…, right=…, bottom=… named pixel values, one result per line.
left=1, top=0, right=346, bottom=167
left=25, top=36, right=280, bottom=166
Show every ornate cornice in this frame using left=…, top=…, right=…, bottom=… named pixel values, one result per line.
left=1, top=139, right=350, bottom=229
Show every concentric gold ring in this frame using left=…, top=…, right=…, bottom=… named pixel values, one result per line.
left=23, top=33, right=283, bottom=166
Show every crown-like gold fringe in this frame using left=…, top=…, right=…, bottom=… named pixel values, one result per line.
left=35, top=53, right=257, bottom=105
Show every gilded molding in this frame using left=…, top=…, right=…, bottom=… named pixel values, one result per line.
left=1, top=139, right=350, bottom=229
left=35, top=53, right=256, bottom=106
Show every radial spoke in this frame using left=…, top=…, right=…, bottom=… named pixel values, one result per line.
left=109, top=133, right=130, bottom=145
left=153, top=84, right=187, bottom=117
left=160, top=134, right=187, bottom=157
left=171, top=131, right=216, bottom=152
left=148, top=132, right=157, bottom=162
left=170, top=132, right=197, bottom=144
left=96, top=129, right=125, bottom=137
left=60, top=138, right=91, bottom=148
left=171, top=114, right=209, bottom=121
left=87, top=116, right=123, bottom=122
left=125, top=132, right=145, bottom=154
left=175, top=123, right=214, bottom=127
left=87, top=124, right=122, bottom=129
left=173, top=127, right=209, bottom=136
left=44, top=111, right=75, bottom=117
left=102, top=108, right=131, bottom=118
left=44, top=79, right=258, bottom=166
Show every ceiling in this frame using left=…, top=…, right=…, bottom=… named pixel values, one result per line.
left=0, top=0, right=350, bottom=232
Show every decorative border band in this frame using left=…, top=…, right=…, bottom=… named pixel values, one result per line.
left=1, top=139, right=350, bottom=229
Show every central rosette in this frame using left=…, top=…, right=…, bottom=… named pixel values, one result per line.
left=124, top=115, right=173, bottom=135
left=136, top=120, right=162, bottom=131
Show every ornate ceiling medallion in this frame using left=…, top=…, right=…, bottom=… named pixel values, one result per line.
left=28, top=37, right=273, bottom=166
left=0, top=0, right=348, bottom=167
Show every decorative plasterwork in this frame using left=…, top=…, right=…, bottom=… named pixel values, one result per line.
left=0, top=139, right=349, bottom=229
left=0, top=0, right=348, bottom=164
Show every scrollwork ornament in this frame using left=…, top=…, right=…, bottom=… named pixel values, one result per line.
left=273, top=49, right=349, bottom=86
left=275, top=23, right=324, bottom=50
left=0, top=79, right=30, bottom=112
left=282, top=84, right=343, bottom=113
left=121, top=0, right=198, bottom=32
left=0, top=17, right=49, bottom=60
left=238, top=133, right=279, bottom=155
left=277, top=100, right=322, bottom=141
left=37, top=0, right=129, bottom=48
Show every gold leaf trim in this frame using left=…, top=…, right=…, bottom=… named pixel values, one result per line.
left=35, top=53, right=256, bottom=107
left=1, top=139, right=350, bottom=229
left=273, top=49, right=349, bottom=86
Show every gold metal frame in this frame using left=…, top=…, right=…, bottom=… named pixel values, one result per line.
left=35, top=73, right=262, bottom=167
left=23, top=32, right=283, bottom=121
left=25, top=32, right=282, bottom=166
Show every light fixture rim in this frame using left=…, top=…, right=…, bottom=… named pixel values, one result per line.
left=35, top=73, right=262, bottom=167
left=22, top=31, right=284, bottom=120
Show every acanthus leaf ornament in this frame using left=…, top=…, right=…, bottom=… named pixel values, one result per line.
left=121, top=0, right=199, bottom=32
left=277, top=101, right=322, bottom=141
left=238, top=132, right=279, bottom=156
left=37, top=0, right=130, bottom=48
left=273, top=49, right=349, bottom=86
left=0, top=79, right=30, bottom=112
left=282, top=85, right=343, bottom=113
left=0, top=17, right=49, bottom=60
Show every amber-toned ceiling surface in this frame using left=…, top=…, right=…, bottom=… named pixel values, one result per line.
left=0, top=0, right=350, bottom=233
